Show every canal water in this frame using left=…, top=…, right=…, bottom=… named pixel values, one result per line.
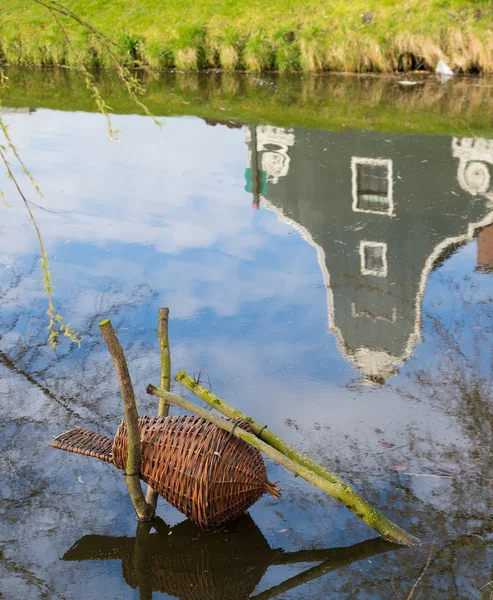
left=1, top=70, right=493, bottom=599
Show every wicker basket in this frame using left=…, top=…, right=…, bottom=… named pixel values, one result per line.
left=50, top=415, right=280, bottom=530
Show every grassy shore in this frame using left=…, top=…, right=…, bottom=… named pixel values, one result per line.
left=1, top=1, right=493, bottom=73
left=1, top=68, right=493, bottom=136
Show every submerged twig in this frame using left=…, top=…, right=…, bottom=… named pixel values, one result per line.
left=478, top=580, right=493, bottom=600
left=403, top=473, right=453, bottom=480
left=407, top=543, right=434, bottom=600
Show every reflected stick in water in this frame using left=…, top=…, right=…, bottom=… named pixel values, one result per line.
left=134, top=521, right=154, bottom=600
left=253, top=537, right=398, bottom=600
left=146, top=307, right=171, bottom=510
left=99, top=318, right=154, bottom=521
left=62, top=515, right=399, bottom=600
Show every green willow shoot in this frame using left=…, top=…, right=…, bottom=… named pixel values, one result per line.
left=0, top=141, right=81, bottom=347
left=33, top=0, right=161, bottom=128
left=0, top=0, right=161, bottom=346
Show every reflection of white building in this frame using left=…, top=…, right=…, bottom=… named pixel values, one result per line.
left=244, top=126, right=295, bottom=208
left=351, top=157, right=394, bottom=216
left=452, top=137, right=493, bottom=200
left=245, top=126, right=493, bottom=382
left=244, top=126, right=295, bottom=184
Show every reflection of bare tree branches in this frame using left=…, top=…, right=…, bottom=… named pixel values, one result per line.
left=406, top=543, right=434, bottom=600
left=0, top=337, right=88, bottom=421
left=0, top=549, right=64, bottom=600
left=278, top=264, right=493, bottom=595
left=416, top=273, right=493, bottom=450
left=0, top=278, right=161, bottom=595
left=394, top=272, right=493, bottom=594
left=0, top=272, right=159, bottom=430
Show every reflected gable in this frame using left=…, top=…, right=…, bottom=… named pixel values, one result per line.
left=245, top=125, right=493, bottom=381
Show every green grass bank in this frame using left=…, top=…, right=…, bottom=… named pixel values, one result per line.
left=1, top=1, right=493, bottom=73
left=1, top=68, right=493, bottom=136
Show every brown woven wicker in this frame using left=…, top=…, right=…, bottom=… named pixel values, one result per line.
left=50, top=415, right=280, bottom=530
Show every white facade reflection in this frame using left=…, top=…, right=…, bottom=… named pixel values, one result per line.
left=246, top=127, right=493, bottom=381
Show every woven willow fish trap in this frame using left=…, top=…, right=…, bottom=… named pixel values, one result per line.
left=50, top=415, right=280, bottom=530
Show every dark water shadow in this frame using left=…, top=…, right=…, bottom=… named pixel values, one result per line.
left=62, top=515, right=398, bottom=599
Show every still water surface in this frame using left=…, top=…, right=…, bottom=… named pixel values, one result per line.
left=1, top=71, right=493, bottom=599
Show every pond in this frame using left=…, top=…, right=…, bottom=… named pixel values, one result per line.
left=1, top=69, right=493, bottom=599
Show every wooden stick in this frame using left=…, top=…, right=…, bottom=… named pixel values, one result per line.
left=99, top=319, right=154, bottom=521
left=145, top=307, right=171, bottom=509
left=157, top=307, right=171, bottom=413
left=175, top=371, right=420, bottom=546
left=176, top=370, right=342, bottom=481
left=146, top=384, right=420, bottom=547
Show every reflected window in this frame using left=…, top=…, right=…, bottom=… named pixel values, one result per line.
left=360, top=241, right=388, bottom=277
left=351, top=302, right=397, bottom=323
left=352, top=158, right=393, bottom=215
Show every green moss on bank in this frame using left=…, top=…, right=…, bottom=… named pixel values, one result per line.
left=1, top=68, right=492, bottom=137
left=1, top=0, right=493, bottom=73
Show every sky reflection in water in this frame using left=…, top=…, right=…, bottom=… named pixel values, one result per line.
left=1, top=102, right=493, bottom=598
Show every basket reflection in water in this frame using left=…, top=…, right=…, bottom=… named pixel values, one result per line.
left=62, top=515, right=397, bottom=600
left=50, top=415, right=280, bottom=530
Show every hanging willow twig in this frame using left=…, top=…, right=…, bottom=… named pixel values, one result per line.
left=0, top=118, right=42, bottom=196
left=0, top=0, right=162, bottom=345
left=33, top=0, right=161, bottom=127
left=40, top=5, right=120, bottom=139
left=0, top=144, right=80, bottom=347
